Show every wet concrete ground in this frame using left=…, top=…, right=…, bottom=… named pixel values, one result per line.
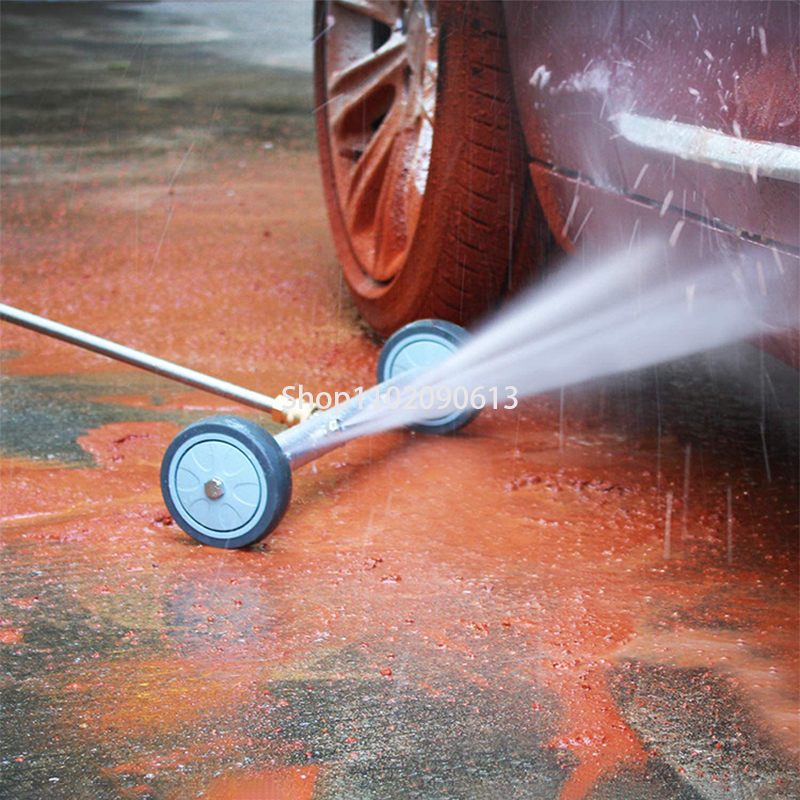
left=1, top=4, right=798, bottom=799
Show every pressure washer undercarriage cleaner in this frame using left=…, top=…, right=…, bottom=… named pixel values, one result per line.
left=1, top=304, right=476, bottom=548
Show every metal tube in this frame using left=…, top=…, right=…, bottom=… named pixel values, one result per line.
left=0, top=302, right=281, bottom=415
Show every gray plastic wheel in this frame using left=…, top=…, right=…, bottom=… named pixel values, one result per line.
left=376, top=319, right=479, bottom=434
left=161, top=416, right=291, bottom=548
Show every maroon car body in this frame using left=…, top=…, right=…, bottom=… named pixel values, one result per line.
left=504, top=1, right=799, bottom=366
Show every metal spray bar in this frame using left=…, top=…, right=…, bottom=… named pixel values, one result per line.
left=0, top=302, right=315, bottom=426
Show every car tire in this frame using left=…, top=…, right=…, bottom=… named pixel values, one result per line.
left=314, top=0, right=531, bottom=336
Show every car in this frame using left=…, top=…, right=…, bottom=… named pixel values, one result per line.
left=312, top=0, right=799, bottom=367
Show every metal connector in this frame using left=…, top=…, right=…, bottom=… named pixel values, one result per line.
left=270, top=394, right=318, bottom=427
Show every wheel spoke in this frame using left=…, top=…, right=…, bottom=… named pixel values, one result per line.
left=218, top=501, right=246, bottom=528
left=175, top=473, right=205, bottom=501
left=333, top=0, right=399, bottom=28
left=373, top=122, right=419, bottom=276
left=343, top=98, right=403, bottom=227
left=334, top=101, right=400, bottom=175
left=329, top=34, right=406, bottom=98
left=230, top=480, right=260, bottom=509
left=189, top=444, right=214, bottom=474
left=329, top=55, right=407, bottom=140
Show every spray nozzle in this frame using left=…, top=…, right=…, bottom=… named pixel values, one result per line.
left=270, top=393, right=318, bottom=427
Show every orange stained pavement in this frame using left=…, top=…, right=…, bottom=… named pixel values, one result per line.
left=1, top=3, right=798, bottom=800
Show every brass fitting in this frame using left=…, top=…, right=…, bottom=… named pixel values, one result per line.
left=271, top=394, right=318, bottom=427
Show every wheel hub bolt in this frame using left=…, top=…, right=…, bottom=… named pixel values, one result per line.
left=204, top=478, right=225, bottom=500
